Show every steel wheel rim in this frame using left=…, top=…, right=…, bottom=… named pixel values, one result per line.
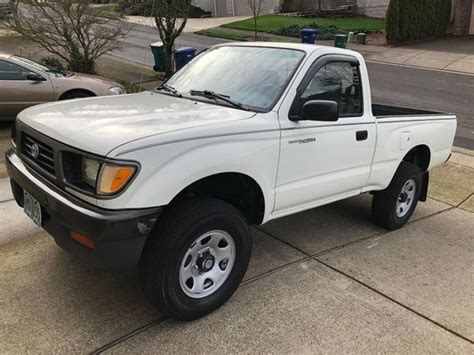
left=396, top=178, right=416, bottom=218
left=179, top=230, right=236, bottom=299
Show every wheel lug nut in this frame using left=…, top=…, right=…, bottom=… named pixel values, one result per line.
left=219, top=259, right=228, bottom=269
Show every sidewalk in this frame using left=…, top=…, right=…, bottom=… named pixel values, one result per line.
left=351, top=37, right=474, bottom=74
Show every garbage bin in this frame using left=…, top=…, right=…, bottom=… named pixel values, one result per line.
left=150, top=41, right=166, bottom=72
left=174, top=47, right=197, bottom=71
left=300, top=28, right=318, bottom=44
left=334, top=34, right=348, bottom=48
left=357, top=33, right=367, bottom=45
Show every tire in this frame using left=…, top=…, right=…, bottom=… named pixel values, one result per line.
left=139, top=198, right=252, bottom=321
left=59, top=90, right=94, bottom=100
left=372, top=162, right=423, bottom=230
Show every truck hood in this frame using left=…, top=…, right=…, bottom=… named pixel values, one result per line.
left=18, top=92, right=255, bottom=156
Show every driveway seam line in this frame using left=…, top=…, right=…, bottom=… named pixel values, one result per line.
left=91, top=316, right=168, bottom=354
left=0, top=198, right=14, bottom=204
left=456, top=192, right=473, bottom=208
left=314, top=258, right=474, bottom=344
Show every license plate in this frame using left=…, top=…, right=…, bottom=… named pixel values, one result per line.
left=23, top=190, right=42, bottom=226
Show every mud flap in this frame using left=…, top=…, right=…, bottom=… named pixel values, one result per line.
left=420, top=171, right=429, bottom=202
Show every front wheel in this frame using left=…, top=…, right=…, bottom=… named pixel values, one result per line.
left=372, top=162, right=423, bottom=230
left=139, top=198, right=252, bottom=321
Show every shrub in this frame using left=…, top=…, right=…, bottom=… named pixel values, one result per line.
left=386, top=0, right=451, bottom=43
left=40, top=57, right=64, bottom=71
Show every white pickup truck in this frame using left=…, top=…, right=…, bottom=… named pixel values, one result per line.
left=6, top=43, right=456, bottom=320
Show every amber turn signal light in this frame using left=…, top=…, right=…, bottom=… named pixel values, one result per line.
left=97, top=164, right=135, bottom=195
left=70, top=231, right=95, bottom=250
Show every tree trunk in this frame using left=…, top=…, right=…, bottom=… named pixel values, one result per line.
left=254, top=16, right=257, bottom=40
left=165, top=43, right=174, bottom=78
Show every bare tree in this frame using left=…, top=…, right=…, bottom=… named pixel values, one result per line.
left=147, top=0, right=191, bottom=78
left=8, top=0, right=130, bottom=73
left=247, top=0, right=266, bottom=40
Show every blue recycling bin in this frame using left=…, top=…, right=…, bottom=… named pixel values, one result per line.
left=300, top=28, right=318, bottom=44
left=174, top=47, right=197, bottom=71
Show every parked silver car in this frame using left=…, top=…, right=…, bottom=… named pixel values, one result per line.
left=0, top=53, right=126, bottom=121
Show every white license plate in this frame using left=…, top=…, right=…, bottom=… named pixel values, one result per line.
left=23, top=190, right=42, bottom=226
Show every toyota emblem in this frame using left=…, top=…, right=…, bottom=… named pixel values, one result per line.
left=31, top=143, right=40, bottom=158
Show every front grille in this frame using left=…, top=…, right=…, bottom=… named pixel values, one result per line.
left=22, top=133, right=56, bottom=175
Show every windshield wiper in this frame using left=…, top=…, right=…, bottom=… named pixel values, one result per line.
left=156, top=83, right=181, bottom=97
left=190, top=90, right=249, bottom=111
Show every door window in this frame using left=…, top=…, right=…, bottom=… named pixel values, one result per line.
left=0, top=60, right=30, bottom=80
left=299, top=61, right=363, bottom=117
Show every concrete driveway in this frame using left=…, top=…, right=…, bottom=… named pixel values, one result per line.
left=0, top=122, right=473, bottom=352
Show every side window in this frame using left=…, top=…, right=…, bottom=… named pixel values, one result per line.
left=0, top=60, right=30, bottom=81
left=300, top=61, right=363, bottom=116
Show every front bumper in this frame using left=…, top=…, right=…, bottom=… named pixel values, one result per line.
left=6, top=149, right=162, bottom=269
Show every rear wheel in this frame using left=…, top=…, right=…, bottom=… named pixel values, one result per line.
left=372, top=162, right=422, bottom=230
left=139, top=198, right=252, bottom=320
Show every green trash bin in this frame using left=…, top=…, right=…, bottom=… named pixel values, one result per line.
left=357, top=33, right=367, bottom=45
left=334, top=34, right=348, bottom=48
left=150, top=41, right=166, bottom=72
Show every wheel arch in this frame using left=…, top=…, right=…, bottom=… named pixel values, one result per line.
left=402, top=144, right=431, bottom=172
left=58, top=88, right=96, bottom=100
left=401, top=144, right=431, bottom=201
left=169, top=172, right=266, bottom=225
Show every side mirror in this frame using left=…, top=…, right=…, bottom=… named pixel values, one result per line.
left=299, top=100, right=339, bottom=122
left=26, top=72, right=45, bottom=82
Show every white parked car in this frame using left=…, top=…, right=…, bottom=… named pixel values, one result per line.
left=6, top=43, right=456, bottom=320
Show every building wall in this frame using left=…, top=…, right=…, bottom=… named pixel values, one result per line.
left=356, top=0, right=389, bottom=18
left=234, top=0, right=281, bottom=16
left=286, top=0, right=353, bottom=12
left=209, top=0, right=282, bottom=17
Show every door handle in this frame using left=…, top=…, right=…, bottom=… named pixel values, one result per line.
left=356, top=130, right=368, bottom=141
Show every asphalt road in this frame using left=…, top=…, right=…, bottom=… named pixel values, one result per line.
left=116, top=23, right=473, bottom=149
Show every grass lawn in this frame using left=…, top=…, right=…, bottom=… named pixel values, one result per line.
left=196, top=28, right=251, bottom=41
left=223, top=14, right=385, bottom=33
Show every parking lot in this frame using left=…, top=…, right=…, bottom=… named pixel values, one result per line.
left=0, top=121, right=473, bottom=353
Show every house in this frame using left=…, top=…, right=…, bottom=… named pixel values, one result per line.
left=192, top=0, right=282, bottom=17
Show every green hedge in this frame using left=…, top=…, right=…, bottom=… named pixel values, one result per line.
left=385, top=0, right=451, bottom=43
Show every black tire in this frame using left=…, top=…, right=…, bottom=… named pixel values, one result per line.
left=372, top=162, right=422, bottom=230
left=59, top=90, right=94, bottom=100
left=139, top=198, right=252, bottom=321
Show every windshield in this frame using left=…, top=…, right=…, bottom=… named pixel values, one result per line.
left=166, top=46, right=305, bottom=111
left=13, top=56, right=72, bottom=76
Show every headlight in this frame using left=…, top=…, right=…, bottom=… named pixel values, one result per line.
left=75, top=156, right=136, bottom=195
left=82, top=157, right=101, bottom=188
left=108, top=86, right=126, bottom=95
left=97, top=164, right=136, bottom=195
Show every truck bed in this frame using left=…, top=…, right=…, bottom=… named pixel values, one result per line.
left=372, top=104, right=446, bottom=118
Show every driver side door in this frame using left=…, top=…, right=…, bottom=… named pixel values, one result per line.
left=0, top=59, right=54, bottom=120
left=273, top=54, right=376, bottom=216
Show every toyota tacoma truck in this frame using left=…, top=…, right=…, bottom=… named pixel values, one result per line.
left=6, top=43, right=456, bottom=320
